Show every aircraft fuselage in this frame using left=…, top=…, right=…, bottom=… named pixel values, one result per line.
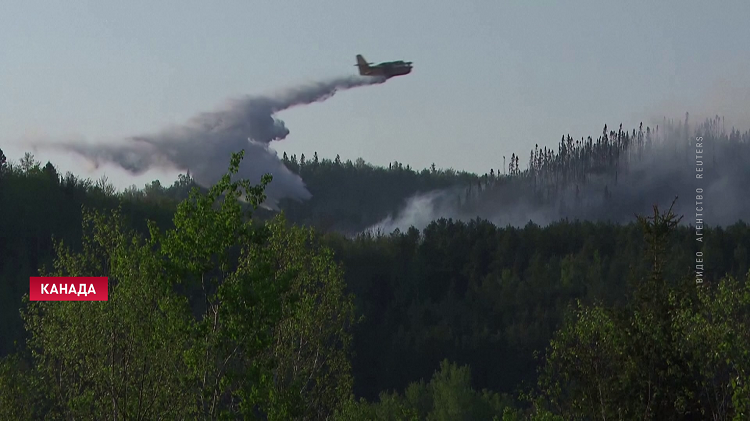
left=360, top=65, right=412, bottom=78
left=356, top=54, right=412, bottom=79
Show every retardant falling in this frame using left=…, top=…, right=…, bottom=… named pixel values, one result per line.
left=34, top=75, right=387, bottom=207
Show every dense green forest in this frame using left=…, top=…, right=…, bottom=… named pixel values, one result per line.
left=1, top=117, right=750, bottom=419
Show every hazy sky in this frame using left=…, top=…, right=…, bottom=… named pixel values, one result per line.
left=2, top=0, right=749, bottom=190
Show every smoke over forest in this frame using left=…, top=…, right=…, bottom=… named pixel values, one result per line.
left=368, top=116, right=750, bottom=233
left=32, top=75, right=386, bottom=208
left=24, top=74, right=750, bottom=231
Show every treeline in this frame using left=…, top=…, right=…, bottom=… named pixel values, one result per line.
left=456, top=115, right=750, bottom=213
left=277, top=152, right=477, bottom=233
left=0, top=152, right=358, bottom=419
left=277, top=116, right=750, bottom=231
left=1, top=150, right=749, bottom=418
left=0, top=151, right=177, bottom=356
left=6, top=116, right=744, bottom=237
left=2, top=114, right=750, bottom=418
left=0, top=147, right=478, bottom=357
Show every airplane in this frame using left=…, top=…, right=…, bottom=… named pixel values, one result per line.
left=355, top=54, right=412, bottom=79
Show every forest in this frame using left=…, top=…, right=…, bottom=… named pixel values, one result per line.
left=1, top=116, right=749, bottom=419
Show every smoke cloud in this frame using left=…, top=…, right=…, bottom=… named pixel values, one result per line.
left=367, top=121, right=750, bottom=233
left=33, top=75, right=386, bottom=207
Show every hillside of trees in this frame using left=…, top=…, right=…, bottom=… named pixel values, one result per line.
left=459, top=115, right=750, bottom=222
left=276, top=152, right=477, bottom=234
left=278, top=114, right=750, bottom=232
left=1, top=116, right=750, bottom=418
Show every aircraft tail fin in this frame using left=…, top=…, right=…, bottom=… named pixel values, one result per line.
left=356, top=54, right=369, bottom=74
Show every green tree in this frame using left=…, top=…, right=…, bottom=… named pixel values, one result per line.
left=20, top=206, right=195, bottom=419
left=0, top=150, right=357, bottom=420
left=533, top=202, right=750, bottom=419
left=336, top=360, right=513, bottom=420
left=0, top=147, right=8, bottom=175
left=261, top=216, right=358, bottom=418
left=20, top=152, right=39, bottom=173
left=42, top=162, right=59, bottom=183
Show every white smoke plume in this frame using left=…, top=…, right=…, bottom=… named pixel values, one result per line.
left=366, top=189, right=459, bottom=234
left=366, top=121, right=750, bottom=234
left=33, top=75, right=386, bottom=207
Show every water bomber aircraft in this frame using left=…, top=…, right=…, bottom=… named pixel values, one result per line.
left=355, top=54, right=412, bottom=79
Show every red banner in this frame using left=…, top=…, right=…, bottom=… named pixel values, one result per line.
left=29, top=277, right=109, bottom=301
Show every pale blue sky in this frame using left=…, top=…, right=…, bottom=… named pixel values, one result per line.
left=2, top=0, right=749, bottom=189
